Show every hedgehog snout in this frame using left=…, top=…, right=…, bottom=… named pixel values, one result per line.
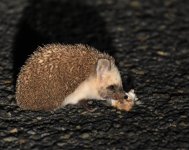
left=98, top=87, right=126, bottom=101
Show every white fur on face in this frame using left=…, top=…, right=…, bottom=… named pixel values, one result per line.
left=62, top=60, right=123, bottom=106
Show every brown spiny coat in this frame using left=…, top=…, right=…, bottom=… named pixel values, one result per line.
left=16, top=44, right=114, bottom=111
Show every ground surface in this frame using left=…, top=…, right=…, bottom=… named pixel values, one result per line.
left=0, top=0, right=189, bottom=149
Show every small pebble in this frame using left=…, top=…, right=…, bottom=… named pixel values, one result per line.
left=131, top=69, right=145, bottom=75
left=61, top=134, right=71, bottom=139
left=3, top=80, right=12, bottom=84
left=76, top=125, right=81, bottom=129
left=57, top=142, right=66, bottom=147
left=3, top=137, right=17, bottom=142
left=9, top=128, right=18, bottom=134
left=80, top=133, right=90, bottom=139
left=36, top=117, right=42, bottom=120
left=179, top=122, right=189, bottom=127
left=130, top=0, right=141, bottom=9
left=157, top=51, right=169, bottom=56
left=27, top=131, right=36, bottom=135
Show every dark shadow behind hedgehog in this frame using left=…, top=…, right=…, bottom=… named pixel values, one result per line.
left=13, top=0, right=115, bottom=84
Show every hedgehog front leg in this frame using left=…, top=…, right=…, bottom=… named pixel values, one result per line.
left=62, top=92, right=84, bottom=106
left=61, top=80, right=92, bottom=107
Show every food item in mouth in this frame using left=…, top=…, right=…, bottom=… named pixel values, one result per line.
left=111, top=89, right=138, bottom=111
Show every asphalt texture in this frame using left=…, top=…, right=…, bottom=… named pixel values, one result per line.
left=0, top=0, right=189, bottom=149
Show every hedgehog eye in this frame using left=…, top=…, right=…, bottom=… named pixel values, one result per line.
left=107, top=85, right=116, bottom=91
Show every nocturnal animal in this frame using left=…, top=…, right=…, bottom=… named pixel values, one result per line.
left=16, top=44, right=137, bottom=111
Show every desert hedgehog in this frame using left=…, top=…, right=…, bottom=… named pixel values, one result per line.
left=16, top=44, right=137, bottom=111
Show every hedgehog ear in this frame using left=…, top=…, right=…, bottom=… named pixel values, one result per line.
left=96, top=59, right=111, bottom=79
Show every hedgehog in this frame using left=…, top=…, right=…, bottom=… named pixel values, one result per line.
left=16, top=44, right=137, bottom=111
